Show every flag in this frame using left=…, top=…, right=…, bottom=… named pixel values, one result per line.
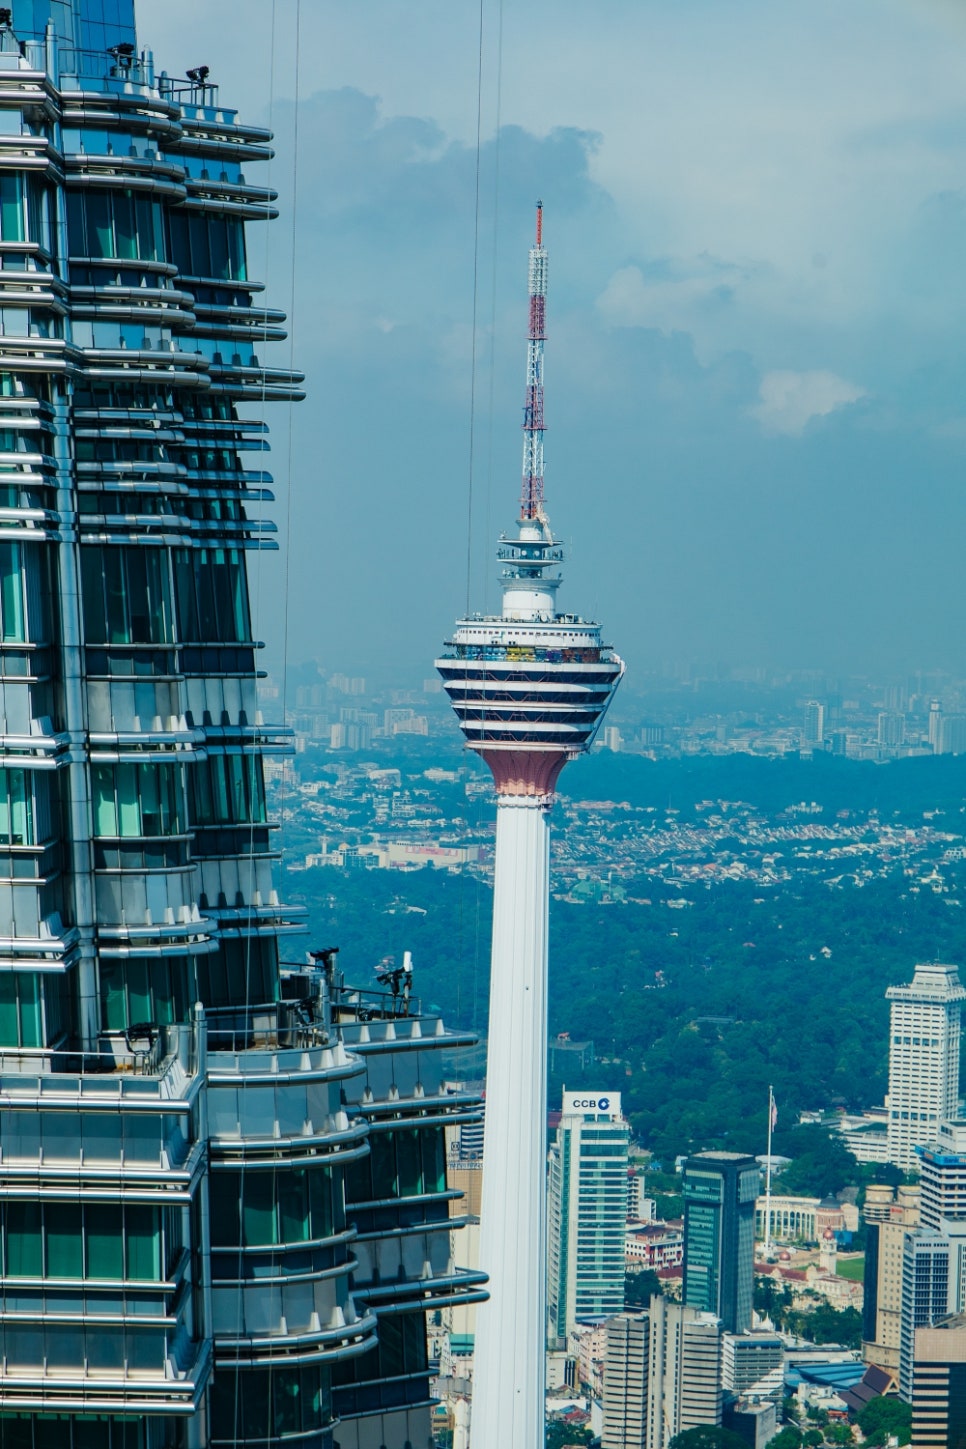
left=770, top=1095, right=778, bottom=1130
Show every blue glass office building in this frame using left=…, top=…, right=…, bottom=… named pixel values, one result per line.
left=682, top=1152, right=759, bottom=1336
left=0, top=3, right=483, bottom=1445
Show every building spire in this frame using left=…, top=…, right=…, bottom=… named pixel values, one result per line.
left=521, top=200, right=548, bottom=523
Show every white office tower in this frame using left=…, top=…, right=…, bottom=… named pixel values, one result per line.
left=548, top=1091, right=631, bottom=1346
left=647, top=1296, right=723, bottom=1449
left=603, top=1312, right=649, bottom=1449
left=886, top=964, right=966, bottom=1170
left=436, top=206, right=623, bottom=1446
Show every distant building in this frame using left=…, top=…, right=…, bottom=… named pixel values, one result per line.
left=919, top=1120, right=966, bottom=1229
left=901, top=1231, right=951, bottom=1402
left=938, top=716, right=966, bottom=756
left=722, top=1330, right=784, bottom=1397
left=886, top=964, right=966, bottom=1171
left=603, top=1312, right=649, bottom=1449
left=683, top=1151, right=759, bottom=1333
left=647, top=1296, right=722, bottom=1449
left=757, top=1193, right=821, bottom=1244
left=804, top=701, right=826, bottom=744
left=626, top=1225, right=684, bottom=1270
left=878, top=711, right=906, bottom=750
left=929, top=700, right=943, bottom=752
left=725, top=1399, right=779, bottom=1449
left=911, top=1313, right=966, bottom=1449
left=548, top=1092, right=630, bottom=1346
left=863, top=1184, right=921, bottom=1375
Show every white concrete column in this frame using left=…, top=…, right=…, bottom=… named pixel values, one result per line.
left=471, top=792, right=550, bottom=1448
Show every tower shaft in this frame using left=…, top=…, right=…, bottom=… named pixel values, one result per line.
left=473, top=795, right=551, bottom=1445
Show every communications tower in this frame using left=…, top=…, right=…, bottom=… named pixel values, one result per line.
left=436, top=205, right=623, bottom=1444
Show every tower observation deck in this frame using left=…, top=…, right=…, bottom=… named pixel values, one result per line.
left=436, top=205, right=623, bottom=1446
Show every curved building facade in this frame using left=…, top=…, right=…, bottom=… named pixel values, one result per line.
left=0, top=5, right=483, bottom=1447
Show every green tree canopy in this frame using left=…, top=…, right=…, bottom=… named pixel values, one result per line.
left=625, top=1269, right=663, bottom=1309
left=856, top=1395, right=911, bottom=1447
left=546, top=1423, right=593, bottom=1449
left=767, top=1429, right=803, bottom=1449
left=668, top=1429, right=748, bottom=1449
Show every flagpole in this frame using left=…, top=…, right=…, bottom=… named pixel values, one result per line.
left=764, top=1084, right=774, bottom=1259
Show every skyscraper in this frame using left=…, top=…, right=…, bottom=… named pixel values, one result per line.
left=886, top=964, right=966, bottom=1171
left=646, top=1296, right=722, bottom=1449
left=0, top=6, right=483, bottom=1447
left=803, top=701, right=825, bottom=745
left=683, top=1151, right=760, bottom=1334
left=436, top=207, right=623, bottom=1445
left=862, top=1184, right=920, bottom=1374
left=919, top=1121, right=966, bottom=1229
left=900, top=1231, right=951, bottom=1402
left=911, top=1314, right=966, bottom=1449
left=547, top=1090, right=630, bottom=1347
left=603, top=1312, right=649, bottom=1449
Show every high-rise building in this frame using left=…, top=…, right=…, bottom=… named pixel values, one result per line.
left=0, top=6, right=483, bottom=1447
left=911, top=1314, right=966, bottom=1449
left=548, top=1090, right=630, bottom=1346
left=900, top=1231, right=951, bottom=1402
left=803, top=700, right=825, bottom=744
left=919, top=1121, right=966, bottom=1229
left=938, top=716, right=966, bottom=756
left=683, top=1152, right=760, bottom=1334
left=602, top=1312, right=649, bottom=1449
left=646, top=1296, right=722, bottom=1449
left=886, top=964, right=966, bottom=1171
left=878, top=711, right=905, bottom=750
left=929, top=700, right=943, bottom=752
left=436, top=206, right=623, bottom=1445
left=721, top=1331, right=784, bottom=1397
left=863, top=1184, right=920, bottom=1374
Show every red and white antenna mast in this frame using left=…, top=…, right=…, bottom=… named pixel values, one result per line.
left=521, top=200, right=548, bottom=522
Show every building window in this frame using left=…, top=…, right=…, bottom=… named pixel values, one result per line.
left=0, top=770, right=32, bottom=846
left=209, top=1364, right=332, bottom=1443
left=0, top=974, right=43, bottom=1048
left=2, top=1202, right=164, bottom=1282
left=80, top=546, right=173, bottom=645
left=345, top=1126, right=447, bottom=1205
left=66, top=187, right=164, bottom=262
left=196, top=937, right=277, bottom=1008
left=167, top=210, right=247, bottom=281
left=173, top=547, right=251, bottom=642
left=91, top=763, right=184, bottom=838
left=190, top=754, right=266, bottom=827
left=210, top=1164, right=342, bottom=1248
left=99, top=956, right=192, bottom=1032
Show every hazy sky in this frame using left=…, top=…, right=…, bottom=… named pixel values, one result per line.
left=137, top=0, right=966, bottom=679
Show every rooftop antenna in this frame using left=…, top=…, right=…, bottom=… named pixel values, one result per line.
left=376, top=950, right=414, bottom=1016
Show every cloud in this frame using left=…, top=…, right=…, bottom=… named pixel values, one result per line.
left=596, top=259, right=748, bottom=340
left=749, top=370, right=867, bottom=436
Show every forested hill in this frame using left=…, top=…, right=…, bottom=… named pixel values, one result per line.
left=559, top=748, right=966, bottom=818
left=283, top=752, right=966, bottom=1163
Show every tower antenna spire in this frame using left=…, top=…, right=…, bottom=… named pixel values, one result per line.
left=521, top=199, right=548, bottom=523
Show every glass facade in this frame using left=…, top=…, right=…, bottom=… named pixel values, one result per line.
left=0, top=5, right=486, bottom=1448
left=682, top=1153, right=760, bottom=1335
